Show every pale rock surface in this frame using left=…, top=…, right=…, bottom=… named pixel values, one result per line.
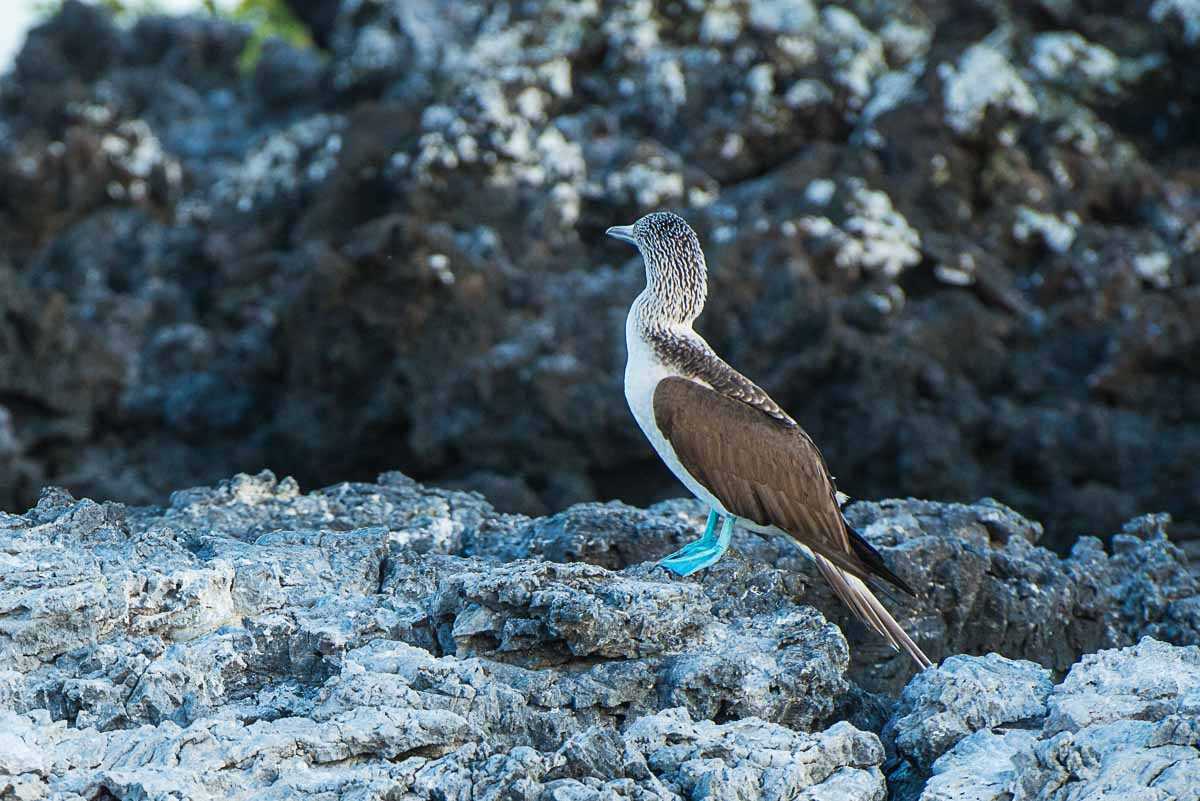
left=1, top=471, right=1198, bottom=799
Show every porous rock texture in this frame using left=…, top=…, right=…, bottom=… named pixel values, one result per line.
left=0, top=470, right=1197, bottom=799
left=887, top=639, right=1200, bottom=801
left=1, top=0, right=1199, bottom=555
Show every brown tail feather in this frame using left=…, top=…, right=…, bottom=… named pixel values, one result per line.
left=813, top=553, right=933, bottom=670
left=845, top=522, right=918, bottom=597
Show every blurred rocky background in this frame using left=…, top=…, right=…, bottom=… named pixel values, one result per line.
left=1, top=0, right=1198, bottom=559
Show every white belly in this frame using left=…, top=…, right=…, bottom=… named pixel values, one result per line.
left=624, top=319, right=730, bottom=516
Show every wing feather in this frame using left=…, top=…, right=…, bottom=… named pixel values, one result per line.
left=814, top=554, right=933, bottom=669
left=653, top=375, right=932, bottom=669
left=654, top=376, right=866, bottom=581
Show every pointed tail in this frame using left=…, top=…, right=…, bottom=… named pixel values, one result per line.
left=813, top=553, right=933, bottom=670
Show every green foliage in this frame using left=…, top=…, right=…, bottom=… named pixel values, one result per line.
left=35, top=0, right=166, bottom=20
left=227, top=0, right=315, bottom=73
left=34, top=0, right=316, bottom=73
left=99, top=0, right=158, bottom=13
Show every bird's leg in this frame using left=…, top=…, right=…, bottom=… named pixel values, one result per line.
left=671, top=509, right=719, bottom=556
left=658, top=510, right=733, bottom=576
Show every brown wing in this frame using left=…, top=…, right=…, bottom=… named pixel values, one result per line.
left=653, top=376, right=932, bottom=669
left=652, top=375, right=866, bottom=581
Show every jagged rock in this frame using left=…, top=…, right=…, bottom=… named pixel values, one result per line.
left=5, top=698, right=887, bottom=800
left=884, top=654, right=1053, bottom=776
left=492, top=492, right=1198, bottom=695
left=907, top=638, right=1200, bottom=801
left=1, top=472, right=865, bottom=799
left=1, top=471, right=1198, bottom=799
left=3, top=0, right=1200, bottom=796
left=469, top=499, right=702, bottom=568
left=830, top=499, right=1197, bottom=693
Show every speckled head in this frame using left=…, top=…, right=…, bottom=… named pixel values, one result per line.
left=607, top=211, right=708, bottom=325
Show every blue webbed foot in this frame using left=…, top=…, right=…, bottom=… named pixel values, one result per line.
left=658, top=543, right=727, bottom=576
left=669, top=534, right=715, bottom=559
left=658, top=512, right=734, bottom=577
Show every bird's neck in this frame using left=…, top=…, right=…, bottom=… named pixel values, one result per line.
left=635, top=254, right=708, bottom=329
left=628, top=290, right=718, bottom=379
left=631, top=288, right=702, bottom=338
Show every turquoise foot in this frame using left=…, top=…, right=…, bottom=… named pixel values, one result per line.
left=659, top=542, right=726, bottom=576
left=658, top=513, right=734, bottom=577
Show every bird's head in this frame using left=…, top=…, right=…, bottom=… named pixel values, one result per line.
left=607, top=211, right=708, bottom=324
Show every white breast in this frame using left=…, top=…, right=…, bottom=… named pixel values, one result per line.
left=624, top=309, right=729, bottom=516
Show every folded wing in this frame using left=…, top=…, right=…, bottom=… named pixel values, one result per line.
left=653, top=375, right=932, bottom=669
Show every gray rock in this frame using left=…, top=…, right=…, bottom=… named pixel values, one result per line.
left=827, top=498, right=1198, bottom=693
left=885, top=653, right=1053, bottom=773
left=898, top=638, right=1200, bottom=801
left=2, top=471, right=1199, bottom=798
left=920, top=728, right=1040, bottom=801
left=2, top=632, right=876, bottom=799
left=1041, top=636, right=1200, bottom=737
left=0, top=472, right=867, bottom=798
left=428, top=558, right=712, bottom=662
left=541, top=496, right=1197, bottom=696
left=474, top=499, right=703, bottom=570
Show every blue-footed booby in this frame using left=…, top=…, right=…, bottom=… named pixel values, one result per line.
left=607, top=211, right=932, bottom=669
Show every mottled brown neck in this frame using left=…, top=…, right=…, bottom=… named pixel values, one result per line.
left=641, top=322, right=795, bottom=426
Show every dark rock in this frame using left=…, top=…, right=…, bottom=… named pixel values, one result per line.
left=1, top=0, right=1199, bottom=583
left=283, top=0, right=342, bottom=50
left=253, top=38, right=326, bottom=109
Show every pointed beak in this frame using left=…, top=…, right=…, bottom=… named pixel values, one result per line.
left=606, top=225, right=636, bottom=246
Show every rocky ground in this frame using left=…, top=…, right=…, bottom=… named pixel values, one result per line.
left=1, top=470, right=1198, bottom=799
left=1, top=0, right=1198, bottom=555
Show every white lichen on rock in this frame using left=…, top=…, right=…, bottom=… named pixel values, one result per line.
left=700, top=0, right=743, bottom=44
left=1133, top=252, right=1172, bottom=288
left=1013, top=206, right=1079, bottom=253
left=939, top=42, right=1038, bottom=135
left=1151, top=0, right=1200, bottom=44
left=880, top=18, right=932, bottom=64
left=857, top=65, right=923, bottom=145
left=211, top=115, right=346, bottom=212
left=602, top=0, right=660, bottom=58
left=49, top=105, right=185, bottom=208
left=1029, top=32, right=1121, bottom=92
left=840, top=180, right=924, bottom=277
left=747, top=63, right=776, bottom=103
left=603, top=160, right=685, bottom=208
left=935, top=253, right=977, bottom=286
left=799, top=179, right=923, bottom=279
left=748, top=0, right=817, bottom=36
left=785, top=79, right=834, bottom=108
left=805, top=178, right=837, bottom=206
left=647, top=54, right=688, bottom=114
left=398, top=73, right=585, bottom=195
left=817, top=7, right=888, bottom=112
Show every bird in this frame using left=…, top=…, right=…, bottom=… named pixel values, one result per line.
left=607, top=211, right=932, bottom=670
